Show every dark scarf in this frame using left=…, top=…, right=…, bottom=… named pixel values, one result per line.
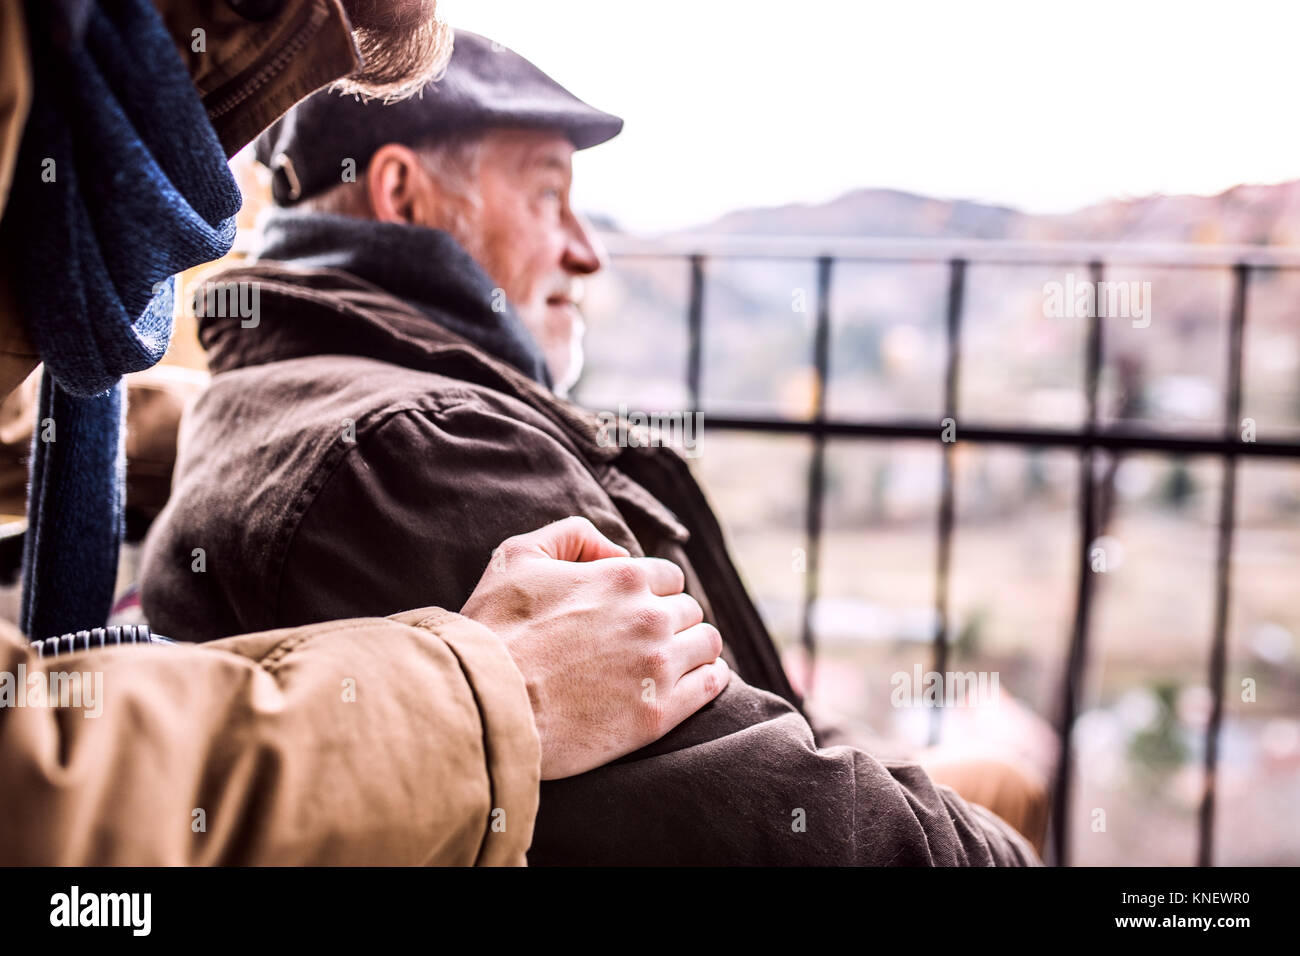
left=255, top=211, right=553, bottom=388
left=0, top=0, right=240, bottom=638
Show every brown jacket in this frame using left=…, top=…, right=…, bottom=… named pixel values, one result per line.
left=1, top=1, right=543, bottom=865
left=140, top=254, right=1041, bottom=865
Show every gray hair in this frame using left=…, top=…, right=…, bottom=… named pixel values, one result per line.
left=296, top=132, right=484, bottom=235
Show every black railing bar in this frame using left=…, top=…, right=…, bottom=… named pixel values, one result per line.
left=1084, top=260, right=1105, bottom=425
left=689, top=416, right=1300, bottom=457
left=603, top=234, right=1300, bottom=269
left=930, top=259, right=965, bottom=746
left=798, top=257, right=834, bottom=691
left=812, top=257, right=833, bottom=413
left=1052, top=447, right=1094, bottom=867
left=1051, top=260, right=1106, bottom=867
left=685, top=255, right=705, bottom=413
left=1199, top=459, right=1238, bottom=867
left=1198, top=263, right=1249, bottom=866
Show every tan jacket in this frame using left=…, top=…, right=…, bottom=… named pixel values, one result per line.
left=0, top=0, right=37, bottom=401
left=0, top=606, right=539, bottom=864
left=0, top=0, right=543, bottom=865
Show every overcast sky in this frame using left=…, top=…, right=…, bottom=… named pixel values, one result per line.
left=439, top=0, right=1300, bottom=233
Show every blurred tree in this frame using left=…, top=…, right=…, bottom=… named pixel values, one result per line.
left=1128, top=681, right=1189, bottom=783
left=1160, top=458, right=1195, bottom=510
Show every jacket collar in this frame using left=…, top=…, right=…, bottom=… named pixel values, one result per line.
left=197, top=249, right=620, bottom=464
left=253, top=211, right=553, bottom=387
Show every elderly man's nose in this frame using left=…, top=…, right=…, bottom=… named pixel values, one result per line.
left=563, top=212, right=605, bottom=275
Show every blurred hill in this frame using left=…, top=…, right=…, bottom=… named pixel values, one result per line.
left=678, top=180, right=1300, bottom=245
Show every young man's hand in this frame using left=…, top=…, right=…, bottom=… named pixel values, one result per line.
left=461, top=516, right=729, bottom=780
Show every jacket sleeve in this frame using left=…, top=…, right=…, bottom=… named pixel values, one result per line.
left=0, top=607, right=540, bottom=865
left=0, top=0, right=40, bottom=402
left=529, top=677, right=1042, bottom=866
left=0, top=0, right=30, bottom=216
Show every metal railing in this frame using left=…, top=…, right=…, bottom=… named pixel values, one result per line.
left=599, top=233, right=1300, bottom=867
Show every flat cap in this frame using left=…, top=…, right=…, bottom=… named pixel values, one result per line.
left=254, top=29, right=623, bottom=205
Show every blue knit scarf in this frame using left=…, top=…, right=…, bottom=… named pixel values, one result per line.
left=0, top=0, right=240, bottom=638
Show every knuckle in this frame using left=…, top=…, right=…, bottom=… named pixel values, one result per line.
left=498, top=540, right=530, bottom=564
left=630, top=603, right=671, bottom=638
left=608, top=559, right=648, bottom=593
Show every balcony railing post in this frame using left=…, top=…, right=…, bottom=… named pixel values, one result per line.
left=799, top=257, right=834, bottom=691
left=929, top=258, right=966, bottom=745
left=1050, top=259, right=1106, bottom=866
left=1198, top=262, right=1249, bottom=866
left=686, top=255, right=705, bottom=413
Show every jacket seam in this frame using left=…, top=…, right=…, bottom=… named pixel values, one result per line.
left=256, top=632, right=316, bottom=675
left=253, top=616, right=391, bottom=676
left=205, top=0, right=325, bottom=121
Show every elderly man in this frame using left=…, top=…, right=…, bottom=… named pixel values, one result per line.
left=142, top=30, right=1042, bottom=865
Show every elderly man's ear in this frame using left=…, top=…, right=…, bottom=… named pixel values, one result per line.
left=366, top=142, right=440, bottom=227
